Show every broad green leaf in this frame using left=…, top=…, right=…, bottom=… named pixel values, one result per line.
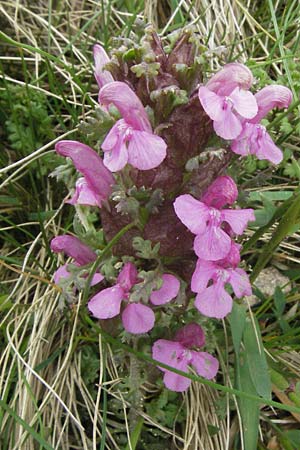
left=252, top=203, right=276, bottom=227
left=249, top=191, right=292, bottom=202
left=280, top=430, right=300, bottom=450
left=229, top=303, right=247, bottom=355
left=243, top=317, right=271, bottom=400
left=238, top=357, right=260, bottom=450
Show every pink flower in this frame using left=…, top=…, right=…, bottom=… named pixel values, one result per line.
left=198, top=86, right=258, bottom=140
left=88, top=264, right=180, bottom=334
left=199, top=63, right=257, bottom=140
left=231, top=123, right=284, bottom=164
left=191, top=244, right=252, bottom=319
left=231, top=85, right=292, bottom=164
left=173, top=194, right=255, bottom=261
left=51, top=235, right=104, bottom=285
left=99, top=82, right=167, bottom=171
left=55, top=140, right=114, bottom=208
left=201, top=175, right=238, bottom=209
left=152, top=323, right=219, bottom=392
left=93, top=44, right=114, bottom=88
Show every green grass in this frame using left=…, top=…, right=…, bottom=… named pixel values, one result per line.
left=1, top=1, right=300, bottom=449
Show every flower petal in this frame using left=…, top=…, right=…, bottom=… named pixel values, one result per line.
left=228, top=268, right=252, bottom=298
left=191, top=351, right=219, bottom=379
left=213, top=108, right=242, bottom=140
left=193, top=225, right=232, bottom=261
left=55, top=140, right=114, bottom=200
left=152, top=340, right=190, bottom=391
left=127, top=130, right=167, bottom=170
left=174, top=195, right=210, bottom=235
left=230, top=123, right=254, bottom=156
left=66, top=177, right=101, bottom=207
left=102, top=125, right=129, bottom=171
left=101, top=121, right=120, bottom=151
left=93, top=44, right=114, bottom=88
left=253, top=85, right=293, bottom=123
left=150, top=274, right=180, bottom=305
left=198, top=87, right=225, bottom=121
left=50, top=235, right=97, bottom=265
left=91, top=272, right=105, bottom=286
left=218, top=241, right=241, bottom=268
left=99, top=81, right=152, bottom=132
left=195, top=283, right=233, bottom=318
left=88, top=285, right=124, bottom=319
left=122, top=304, right=155, bottom=334
left=191, top=259, right=217, bottom=293
left=117, top=262, right=138, bottom=292
left=152, top=340, right=184, bottom=372
left=174, top=323, right=206, bottom=348
left=163, top=361, right=191, bottom=392
left=221, top=208, right=255, bottom=235
left=53, top=264, right=71, bottom=284
left=201, top=176, right=238, bottom=208
left=230, top=88, right=258, bottom=119
left=256, top=131, right=283, bottom=164
left=206, top=63, right=254, bottom=96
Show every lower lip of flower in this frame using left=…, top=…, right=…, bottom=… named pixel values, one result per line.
left=209, top=208, right=222, bottom=225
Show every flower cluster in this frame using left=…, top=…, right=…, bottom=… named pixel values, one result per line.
left=174, top=176, right=254, bottom=318
left=51, top=29, right=292, bottom=392
left=88, top=262, right=180, bottom=334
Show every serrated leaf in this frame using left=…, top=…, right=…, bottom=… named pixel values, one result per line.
left=243, top=317, right=271, bottom=400
left=131, top=62, right=160, bottom=78
left=78, top=108, right=114, bottom=144
left=132, top=237, right=160, bottom=259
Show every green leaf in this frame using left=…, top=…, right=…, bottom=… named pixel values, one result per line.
left=251, top=190, right=300, bottom=281
left=78, top=108, right=114, bottom=144
left=243, top=317, right=271, bottom=400
left=0, top=399, right=54, bottom=450
left=274, top=286, right=286, bottom=316
left=248, top=191, right=293, bottom=202
left=238, top=357, right=260, bottom=450
left=124, top=417, right=143, bottom=450
left=229, top=303, right=247, bottom=355
left=281, top=430, right=300, bottom=449
left=28, top=210, right=57, bottom=221
left=269, top=368, right=289, bottom=391
left=131, top=61, right=160, bottom=78
left=252, top=203, right=276, bottom=227
left=132, top=237, right=160, bottom=259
